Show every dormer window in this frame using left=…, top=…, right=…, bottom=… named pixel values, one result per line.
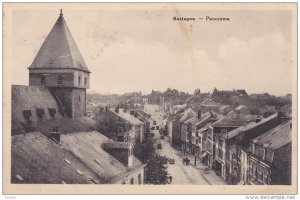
left=57, top=76, right=63, bottom=85
left=41, top=76, right=46, bottom=85
left=78, top=76, right=81, bottom=85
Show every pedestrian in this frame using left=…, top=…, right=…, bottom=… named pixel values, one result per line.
left=169, top=176, right=173, bottom=184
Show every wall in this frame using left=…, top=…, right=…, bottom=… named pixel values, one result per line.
left=114, top=167, right=145, bottom=185
left=271, top=144, right=291, bottom=185
left=72, top=88, right=86, bottom=118
left=248, top=156, right=270, bottom=185
left=29, top=69, right=89, bottom=89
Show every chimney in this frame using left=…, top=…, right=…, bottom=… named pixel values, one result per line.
left=277, top=111, right=283, bottom=124
left=105, top=106, right=108, bottom=112
left=51, top=125, right=60, bottom=143
left=130, top=110, right=135, bottom=115
left=255, top=116, right=261, bottom=123
left=197, top=110, right=202, bottom=119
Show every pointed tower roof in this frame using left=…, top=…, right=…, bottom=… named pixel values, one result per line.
left=29, top=10, right=90, bottom=73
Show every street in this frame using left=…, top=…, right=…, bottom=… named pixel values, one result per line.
left=144, top=103, right=211, bottom=185
left=154, top=131, right=209, bottom=185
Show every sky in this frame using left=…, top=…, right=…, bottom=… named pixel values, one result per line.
left=10, top=3, right=296, bottom=95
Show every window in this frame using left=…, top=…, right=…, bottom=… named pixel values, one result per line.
left=262, top=148, right=266, bottom=160
left=57, top=76, right=63, bottom=84
left=261, top=170, right=264, bottom=182
left=84, top=77, right=87, bottom=85
left=138, top=174, right=142, bottom=185
left=41, top=76, right=46, bottom=85
left=255, top=167, right=258, bottom=181
left=78, top=76, right=81, bottom=85
left=78, top=95, right=81, bottom=102
left=130, top=178, right=134, bottom=185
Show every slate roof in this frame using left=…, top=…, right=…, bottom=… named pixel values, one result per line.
left=103, top=142, right=133, bottom=149
left=221, top=113, right=278, bottom=140
left=11, top=131, right=144, bottom=184
left=33, top=116, right=98, bottom=137
left=178, top=108, right=197, bottom=123
left=28, top=12, right=90, bottom=73
left=110, top=108, right=144, bottom=125
left=12, top=85, right=63, bottom=124
left=252, top=122, right=291, bottom=150
left=11, top=132, right=100, bottom=184
left=213, top=112, right=257, bottom=127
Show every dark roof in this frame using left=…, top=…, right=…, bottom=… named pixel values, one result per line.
left=103, top=142, right=133, bottom=149
left=12, top=85, right=63, bottom=124
left=222, top=113, right=278, bottom=140
left=29, top=13, right=90, bottom=73
left=110, top=108, right=144, bottom=125
left=31, top=116, right=98, bottom=137
left=252, top=122, right=291, bottom=150
left=12, top=131, right=144, bottom=184
left=11, top=132, right=100, bottom=184
left=178, top=108, right=197, bottom=123
left=213, top=112, right=257, bottom=127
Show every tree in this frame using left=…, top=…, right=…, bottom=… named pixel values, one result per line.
left=144, top=154, right=169, bottom=184
left=133, top=138, right=170, bottom=184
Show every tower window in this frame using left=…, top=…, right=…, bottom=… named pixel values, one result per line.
left=78, top=76, right=81, bottom=85
left=84, top=77, right=87, bottom=85
left=41, top=76, right=46, bottom=85
left=57, top=76, right=63, bottom=85
left=78, top=95, right=81, bottom=102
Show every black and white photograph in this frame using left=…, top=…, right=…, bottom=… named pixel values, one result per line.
left=2, top=2, right=297, bottom=195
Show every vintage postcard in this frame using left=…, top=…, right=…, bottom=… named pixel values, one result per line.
left=2, top=3, right=297, bottom=195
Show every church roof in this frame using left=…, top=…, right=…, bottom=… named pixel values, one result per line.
left=29, top=11, right=90, bottom=73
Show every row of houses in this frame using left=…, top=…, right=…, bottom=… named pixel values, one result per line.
left=166, top=104, right=292, bottom=185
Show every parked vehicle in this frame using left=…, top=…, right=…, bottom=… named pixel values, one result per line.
left=182, top=157, right=190, bottom=165
left=169, top=159, right=175, bottom=164
left=157, top=143, right=162, bottom=149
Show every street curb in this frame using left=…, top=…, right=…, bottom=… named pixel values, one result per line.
left=201, top=174, right=212, bottom=185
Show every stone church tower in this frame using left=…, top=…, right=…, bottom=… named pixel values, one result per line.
left=28, top=10, right=90, bottom=118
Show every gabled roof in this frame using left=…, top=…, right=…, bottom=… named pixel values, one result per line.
left=178, top=108, right=197, bottom=123
left=29, top=12, right=90, bottom=73
left=213, top=112, right=257, bottom=127
left=252, top=122, right=291, bottom=150
left=11, top=132, right=100, bottom=184
left=110, top=108, right=144, bottom=125
left=222, top=113, right=278, bottom=140
left=12, top=131, right=144, bottom=184
left=103, top=142, right=133, bottom=149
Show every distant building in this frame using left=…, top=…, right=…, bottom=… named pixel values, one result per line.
left=131, top=109, right=152, bottom=138
left=212, top=88, right=248, bottom=105
left=248, top=123, right=291, bottom=185
left=180, top=111, right=220, bottom=155
left=95, top=107, right=145, bottom=143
